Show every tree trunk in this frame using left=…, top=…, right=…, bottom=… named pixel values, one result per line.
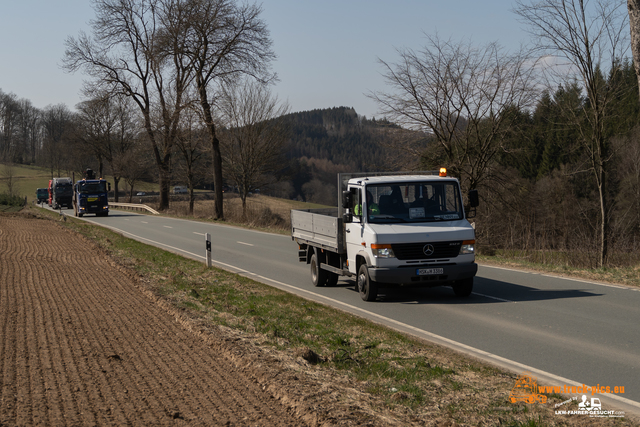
left=241, top=193, right=247, bottom=222
left=598, top=169, right=608, bottom=268
left=197, top=80, right=224, bottom=220
left=113, top=176, right=120, bottom=202
left=158, top=163, right=171, bottom=211
left=211, top=134, right=224, bottom=220
left=629, top=0, right=640, bottom=99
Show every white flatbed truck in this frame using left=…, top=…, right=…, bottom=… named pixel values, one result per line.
left=291, top=170, right=479, bottom=301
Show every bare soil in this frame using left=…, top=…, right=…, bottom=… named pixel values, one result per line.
left=0, top=213, right=391, bottom=426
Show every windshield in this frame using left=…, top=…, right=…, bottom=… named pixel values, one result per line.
left=78, top=182, right=107, bottom=194
left=55, top=183, right=72, bottom=194
left=363, top=181, right=463, bottom=223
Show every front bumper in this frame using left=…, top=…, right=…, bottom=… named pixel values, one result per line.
left=368, top=262, right=477, bottom=286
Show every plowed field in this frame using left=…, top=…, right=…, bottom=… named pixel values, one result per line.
left=0, top=213, right=381, bottom=427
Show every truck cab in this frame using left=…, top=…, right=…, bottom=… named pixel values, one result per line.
left=51, top=177, right=73, bottom=209
left=36, top=188, right=49, bottom=204
left=343, top=172, right=477, bottom=299
left=73, top=169, right=111, bottom=217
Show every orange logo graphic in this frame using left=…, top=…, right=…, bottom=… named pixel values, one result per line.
left=510, top=372, right=548, bottom=404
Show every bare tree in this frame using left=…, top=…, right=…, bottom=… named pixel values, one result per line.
left=2, top=163, right=16, bottom=196
left=216, top=80, right=289, bottom=218
left=17, top=99, right=41, bottom=165
left=628, top=0, right=640, bottom=99
left=76, top=93, right=139, bottom=201
left=41, top=104, right=75, bottom=178
left=75, top=96, right=109, bottom=178
left=174, top=104, right=208, bottom=214
left=515, top=0, right=629, bottom=267
left=119, top=141, right=154, bottom=202
left=370, top=35, right=539, bottom=192
left=63, top=0, right=194, bottom=211
left=0, top=91, right=20, bottom=163
left=180, top=0, right=276, bottom=220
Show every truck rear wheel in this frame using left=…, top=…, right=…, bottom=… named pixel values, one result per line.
left=310, top=253, right=327, bottom=287
left=357, top=264, right=378, bottom=302
left=452, top=278, right=473, bottom=297
left=326, top=272, right=339, bottom=287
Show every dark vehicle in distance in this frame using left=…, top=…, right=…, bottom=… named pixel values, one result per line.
left=36, top=188, right=49, bottom=204
left=51, top=177, right=73, bottom=209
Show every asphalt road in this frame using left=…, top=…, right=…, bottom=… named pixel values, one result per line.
left=48, top=206, right=640, bottom=417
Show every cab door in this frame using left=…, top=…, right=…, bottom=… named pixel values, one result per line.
left=345, top=186, right=364, bottom=274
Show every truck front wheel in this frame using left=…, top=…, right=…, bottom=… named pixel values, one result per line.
left=452, top=278, right=473, bottom=297
left=310, top=253, right=327, bottom=287
left=357, top=264, right=378, bottom=302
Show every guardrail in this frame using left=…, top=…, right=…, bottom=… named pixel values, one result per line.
left=109, top=202, right=160, bottom=215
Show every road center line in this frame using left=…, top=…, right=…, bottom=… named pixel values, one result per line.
left=237, top=241, right=254, bottom=247
left=472, top=292, right=515, bottom=303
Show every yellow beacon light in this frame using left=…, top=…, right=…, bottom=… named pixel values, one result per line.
left=439, top=167, right=447, bottom=177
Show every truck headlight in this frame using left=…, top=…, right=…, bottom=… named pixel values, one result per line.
left=459, top=240, right=475, bottom=255
left=371, top=244, right=395, bottom=258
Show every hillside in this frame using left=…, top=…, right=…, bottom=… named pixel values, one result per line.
left=279, top=107, right=421, bottom=204
left=284, top=107, right=394, bottom=169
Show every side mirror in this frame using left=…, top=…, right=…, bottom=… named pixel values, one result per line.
left=468, top=189, right=479, bottom=208
left=342, top=190, right=351, bottom=208
left=108, top=182, right=112, bottom=192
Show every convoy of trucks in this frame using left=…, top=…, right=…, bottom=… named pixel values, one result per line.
left=291, top=170, right=479, bottom=301
left=38, top=167, right=480, bottom=303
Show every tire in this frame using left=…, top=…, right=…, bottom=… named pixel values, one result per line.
left=326, top=272, right=339, bottom=287
left=452, top=277, right=473, bottom=297
left=310, top=253, right=328, bottom=287
left=357, top=263, right=378, bottom=302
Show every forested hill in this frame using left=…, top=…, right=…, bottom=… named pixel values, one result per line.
left=283, top=106, right=399, bottom=172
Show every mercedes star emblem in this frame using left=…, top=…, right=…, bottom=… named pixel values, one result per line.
left=423, top=244, right=435, bottom=256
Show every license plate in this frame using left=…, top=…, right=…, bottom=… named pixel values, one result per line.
left=417, top=268, right=443, bottom=276
left=88, top=197, right=98, bottom=202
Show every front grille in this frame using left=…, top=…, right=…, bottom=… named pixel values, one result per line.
left=391, top=241, right=462, bottom=260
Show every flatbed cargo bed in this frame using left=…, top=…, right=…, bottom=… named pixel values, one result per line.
left=291, top=207, right=344, bottom=253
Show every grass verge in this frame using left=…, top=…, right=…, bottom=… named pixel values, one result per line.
left=31, top=205, right=637, bottom=426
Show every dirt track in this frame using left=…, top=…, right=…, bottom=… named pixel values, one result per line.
left=0, top=213, right=335, bottom=426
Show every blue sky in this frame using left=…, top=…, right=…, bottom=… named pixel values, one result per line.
left=0, top=0, right=528, bottom=118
